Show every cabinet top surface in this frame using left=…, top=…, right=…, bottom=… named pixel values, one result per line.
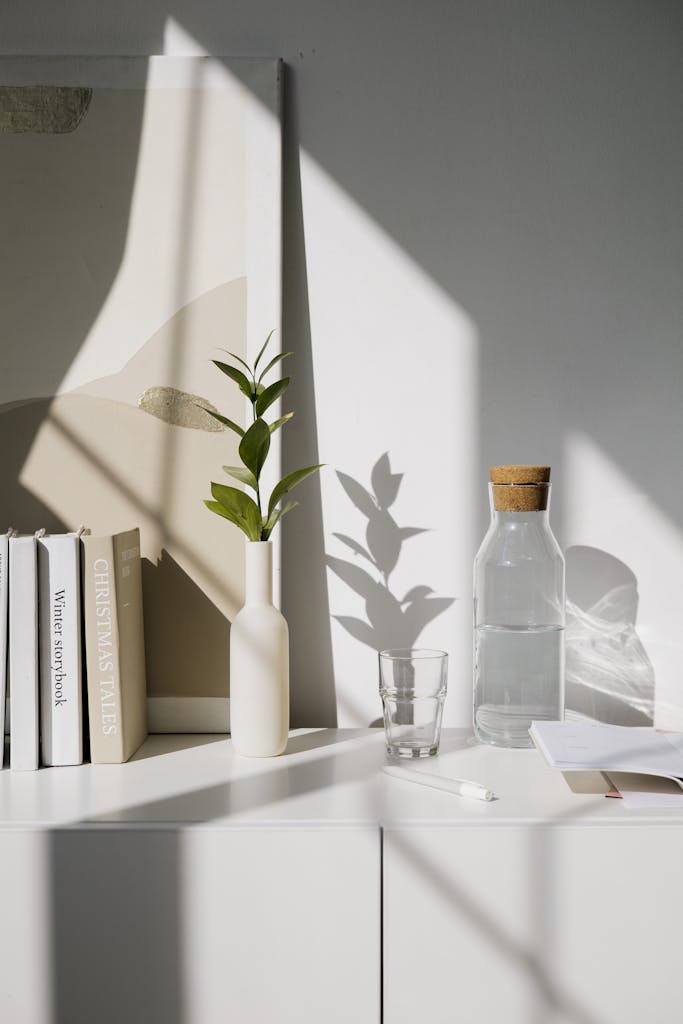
left=1, top=729, right=682, bottom=830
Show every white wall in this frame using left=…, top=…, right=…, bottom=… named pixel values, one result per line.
left=3, top=1, right=683, bottom=729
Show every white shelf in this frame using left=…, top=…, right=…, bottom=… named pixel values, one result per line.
left=2, top=727, right=682, bottom=830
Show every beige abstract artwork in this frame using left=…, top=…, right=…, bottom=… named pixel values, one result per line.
left=0, top=57, right=282, bottom=712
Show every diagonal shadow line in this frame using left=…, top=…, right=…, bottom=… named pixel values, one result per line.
left=42, top=407, right=238, bottom=604
left=388, top=828, right=604, bottom=1024
left=384, top=780, right=621, bottom=1024
left=217, top=21, right=683, bottom=544
left=57, top=731, right=384, bottom=827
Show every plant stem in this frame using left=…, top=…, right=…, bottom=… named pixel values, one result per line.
left=250, top=396, right=263, bottom=522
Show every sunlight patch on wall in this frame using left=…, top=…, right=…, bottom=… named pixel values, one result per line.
left=163, top=17, right=210, bottom=57
left=564, top=432, right=683, bottom=730
left=299, top=151, right=479, bottom=726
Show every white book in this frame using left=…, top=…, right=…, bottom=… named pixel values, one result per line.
left=529, top=720, right=683, bottom=786
left=9, top=535, right=39, bottom=771
left=38, top=533, right=83, bottom=766
left=0, top=530, right=11, bottom=766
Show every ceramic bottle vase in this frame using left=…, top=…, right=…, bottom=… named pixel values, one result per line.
left=229, top=541, right=289, bottom=757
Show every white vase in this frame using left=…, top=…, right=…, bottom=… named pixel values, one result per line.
left=229, top=540, right=289, bottom=757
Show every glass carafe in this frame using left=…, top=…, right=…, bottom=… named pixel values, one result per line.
left=473, top=465, right=565, bottom=748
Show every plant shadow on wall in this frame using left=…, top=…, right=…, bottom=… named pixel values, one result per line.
left=326, top=454, right=453, bottom=724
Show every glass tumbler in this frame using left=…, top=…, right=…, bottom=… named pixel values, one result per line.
left=379, top=649, right=448, bottom=758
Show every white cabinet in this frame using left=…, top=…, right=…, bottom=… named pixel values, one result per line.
left=2, top=729, right=682, bottom=1024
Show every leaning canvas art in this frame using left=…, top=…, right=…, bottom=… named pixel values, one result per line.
left=0, top=57, right=282, bottom=727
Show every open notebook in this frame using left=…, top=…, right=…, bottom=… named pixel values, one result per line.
left=530, top=721, right=683, bottom=807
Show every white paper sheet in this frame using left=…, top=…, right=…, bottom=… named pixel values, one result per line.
left=530, top=721, right=683, bottom=777
left=619, top=790, right=683, bottom=809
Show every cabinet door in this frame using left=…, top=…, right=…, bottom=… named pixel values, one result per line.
left=0, top=828, right=184, bottom=1024
left=180, top=828, right=380, bottom=1024
left=383, top=826, right=683, bottom=1024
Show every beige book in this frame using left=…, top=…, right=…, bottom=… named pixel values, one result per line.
left=83, top=528, right=148, bottom=763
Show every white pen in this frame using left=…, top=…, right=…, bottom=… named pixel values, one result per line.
left=382, top=764, right=495, bottom=802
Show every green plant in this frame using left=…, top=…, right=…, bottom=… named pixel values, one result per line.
left=203, top=332, right=322, bottom=541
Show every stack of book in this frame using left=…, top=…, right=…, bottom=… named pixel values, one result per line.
left=1, top=527, right=148, bottom=770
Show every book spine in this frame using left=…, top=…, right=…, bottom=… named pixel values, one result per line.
left=9, top=536, right=39, bottom=771
left=0, top=535, right=9, bottom=760
left=83, top=535, right=124, bottom=763
left=113, top=529, right=148, bottom=761
left=38, top=537, right=83, bottom=766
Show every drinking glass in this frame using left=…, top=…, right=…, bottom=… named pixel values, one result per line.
left=379, top=648, right=448, bottom=758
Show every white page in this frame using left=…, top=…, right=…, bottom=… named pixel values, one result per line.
left=530, top=721, right=683, bottom=778
left=619, top=791, right=683, bottom=809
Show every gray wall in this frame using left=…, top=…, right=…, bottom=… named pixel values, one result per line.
left=3, top=1, right=682, bottom=727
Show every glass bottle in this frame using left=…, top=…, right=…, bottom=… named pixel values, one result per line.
left=473, top=465, right=565, bottom=748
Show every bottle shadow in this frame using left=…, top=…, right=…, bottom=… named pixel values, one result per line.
left=326, top=454, right=454, bottom=723
left=565, top=545, right=655, bottom=725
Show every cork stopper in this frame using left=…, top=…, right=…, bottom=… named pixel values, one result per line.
left=489, top=465, right=551, bottom=511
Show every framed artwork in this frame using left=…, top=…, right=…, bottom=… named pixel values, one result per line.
left=0, top=56, right=282, bottom=730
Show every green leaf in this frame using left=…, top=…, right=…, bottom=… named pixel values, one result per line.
left=255, top=377, right=290, bottom=418
left=269, top=412, right=294, bottom=433
left=238, top=418, right=271, bottom=481
left=222, top=465, right=258, bottom=490
left=217, top=348, right=252, bottom=375
left=262, top=500, right=298, bottom=540
left=258, top=351, right=293, bottom=384
left=195, top=405, right=245, bottom=436
left=268, top=464, right=323, bottom=519
left=253, top=329, right=276, bottom=372
left=210, top=483, right=262, bottom=541
left=213, top=360, right=255, bottom=400
left=204, top=499, right=246, bottom=532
